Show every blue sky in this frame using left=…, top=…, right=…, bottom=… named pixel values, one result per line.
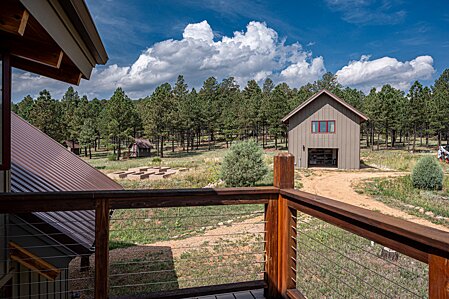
left=12, top=0, right=449, bottom=101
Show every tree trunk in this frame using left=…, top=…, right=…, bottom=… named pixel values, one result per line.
left=117, top=137, right=121, bottom=160
left=377, top=132, right=380, bottom=151
left=420, top=129, right=423, bottom=146
left=413, top=125, right=417, bottom=152
left=160, top=136, right=164, bottom=158
left=89, top=146, right=92, bottom=159
left=84, top=146, right=87, bottom=157
left=275, top=133, right=278, bottom=150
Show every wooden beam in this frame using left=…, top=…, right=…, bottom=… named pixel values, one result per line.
left=275, top=154, right=296, bottom=297
left=1, top=52, right=11, bottom=171
left=114, top=280, right=266, bottom=299
left=0, top=2, right=29, bottom=36
left=18, top=10, right=29, bottom=36
left=95, top=199, right=109, bottom=299
left=286, top=289, right=307, bottom=299
left=265, top=153, right=296, bottom=298
left=282, top=188, right=449, bottom=261
left=0, top=187, right=278, bottom=213
left=429, top=254, right=449, bottom=299
left=10, top=55, right=82, bottom=85
left=1, top=33, right=64, bottom=68
left=9, top=242, right=60, bottom=280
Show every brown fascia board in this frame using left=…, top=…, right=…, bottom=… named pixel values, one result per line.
left=59, top=0, right=108, bottom=65
left=282, top=89, right=369, bottom=123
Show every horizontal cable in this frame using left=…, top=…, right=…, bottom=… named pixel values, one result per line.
left=110, top=262, right=265, bottom=278
left=109, top=221, right=266, bottom=232
left=110, top=251, right=265, bottom=266
left=297, top=218, right=427, bottom=279
left=299, top=229, right=423, bottom=297
left=299, top=236, right=391, bottom=298
left=111, top=211, right=264, bottom=221
left=110, top=272, right=264, bottom=288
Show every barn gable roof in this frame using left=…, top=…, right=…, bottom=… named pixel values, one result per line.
left=11, top=113, right=122, bottom=253
left=282, top=89, right=369, bottom=123
left=130, top=138, right=154, bottom=149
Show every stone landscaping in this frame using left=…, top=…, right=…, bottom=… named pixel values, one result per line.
left=108, top=166, right=189, bottom=181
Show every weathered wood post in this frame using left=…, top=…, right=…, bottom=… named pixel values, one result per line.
left=95, top=198, right=110, bottom=299
left=265, top=153, right=297, bottom=298
left=429, top=254, right=449, bottom=299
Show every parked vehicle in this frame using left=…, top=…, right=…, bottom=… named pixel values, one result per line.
left=437, top=145, right=449, bottom=163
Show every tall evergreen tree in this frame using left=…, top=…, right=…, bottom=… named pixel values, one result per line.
left=14, top=95, right=34, bottom=121
left=431, top=69, right=449, bottom=145
left=28, top=90, right=64, bottom=142
left=102, top=87, right=137, bottom=160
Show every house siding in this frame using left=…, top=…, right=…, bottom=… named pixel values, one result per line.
left=287, top=93, right=361, bottom=169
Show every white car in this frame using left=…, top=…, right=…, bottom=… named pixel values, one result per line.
left=437, top=145, right=449, bottom=163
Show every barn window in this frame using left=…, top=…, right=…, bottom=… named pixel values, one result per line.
left=312, top=121, right=319, bottom=133
left=328, top=121, right=335, bottom=133
left=312, top=120, right=335, bottom=133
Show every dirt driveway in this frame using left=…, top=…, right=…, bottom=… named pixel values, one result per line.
left=299, top=169, right=448, bottom=231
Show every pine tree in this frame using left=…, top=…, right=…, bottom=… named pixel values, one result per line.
left=15, top=95, right=34, bottom=121
left=79, top=119, right=97, bottom=158
left=28, top=90, right=64, bottom=142
left=61, top=87, right=81, bottom=142
left=242, top=80, right=262, bottom=140
left=102, top=87, right=137, bottom=160
left=431, top=69, right=449, bottom=146
left=199, top=77, right=220, bottom=150
left=268, top=83, right=290, bottom=149
left=408, top=81, right=424, bottom=151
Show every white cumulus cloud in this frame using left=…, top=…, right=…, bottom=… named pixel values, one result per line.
left=12, top=21, right=324, bottom=100
left=336, top=55, right=435, bottom=92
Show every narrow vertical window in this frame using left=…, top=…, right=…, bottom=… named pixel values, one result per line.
left=319, top=121, right=327, bottom=133
left=328, top=121, right=335, bottom=133
left=312, top=121, right=318, bottom=133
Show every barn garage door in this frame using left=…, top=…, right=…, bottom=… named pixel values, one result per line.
left=308, top=148, right=338, bottom=168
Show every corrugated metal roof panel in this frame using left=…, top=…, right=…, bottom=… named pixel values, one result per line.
left=10, top=113, right=122, bottom=253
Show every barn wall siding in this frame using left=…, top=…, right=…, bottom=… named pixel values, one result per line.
left=287, top=94, right=362, bottom=169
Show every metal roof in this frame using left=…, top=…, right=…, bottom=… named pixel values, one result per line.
left=282, top=89, right=369, bottom=123
left=11, top=113, right=122, bottom=253
left=129, top=138, right=154, bottom=149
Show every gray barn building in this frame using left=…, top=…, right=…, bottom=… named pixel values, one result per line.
left=282, top=89, right=368, bottom=169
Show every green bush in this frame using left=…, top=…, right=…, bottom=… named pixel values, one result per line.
left=107, top=154, right=117, bottom=161
left=152, top=157, right=162, bottom=164
left=221, top=140, right=268, bottom=187
left=411, top=156, right=443, bottom=190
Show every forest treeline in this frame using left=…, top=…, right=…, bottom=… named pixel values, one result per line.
left=12, top=69, right=449, bottom=159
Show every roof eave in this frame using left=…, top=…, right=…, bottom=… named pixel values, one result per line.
left=19, top=0, right=108, bottom=82
left=282, top=89, right=369, bottom=123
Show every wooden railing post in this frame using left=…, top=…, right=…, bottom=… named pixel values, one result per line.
left=266, top=153, right=296, bottom=298
left=95, top=198, right=110, bottom=299
left=429, top=254, right=449, bottom=299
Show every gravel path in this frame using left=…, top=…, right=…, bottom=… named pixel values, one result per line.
left=299, top=169, right=448, bottom=231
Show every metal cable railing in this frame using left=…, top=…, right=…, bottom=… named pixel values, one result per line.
left=294, top=213, right=429, bottom=298
left=106, top=205, right=265, bottom=297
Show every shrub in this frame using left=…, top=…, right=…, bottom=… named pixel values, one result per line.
left=411, top=156, right=443, bottom=190
left=152, top=157, right=162, bottom=164
left=107, top=154, right=117, bottom=161
left=221, top=140, right=268, bottom=187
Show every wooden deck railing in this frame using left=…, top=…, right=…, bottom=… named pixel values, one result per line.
left=0, top=153, right=448, bottom=299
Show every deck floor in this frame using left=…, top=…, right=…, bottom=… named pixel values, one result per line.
left=185, top=289, right=265, bottom=299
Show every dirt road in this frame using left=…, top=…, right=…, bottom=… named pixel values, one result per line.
left=299, top=169, right=448, bottom=231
